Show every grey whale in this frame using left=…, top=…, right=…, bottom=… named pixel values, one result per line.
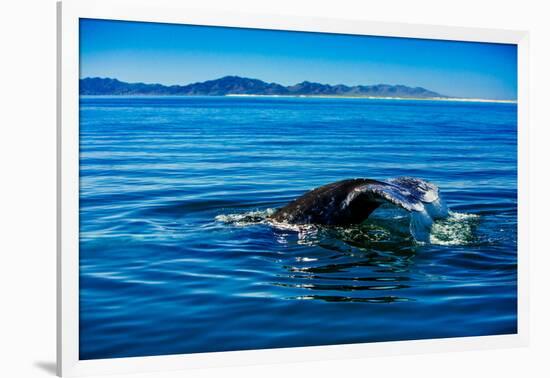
left=269, top=177, right=449, bottom=241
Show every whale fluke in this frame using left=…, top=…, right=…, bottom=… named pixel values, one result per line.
left=269, top=177, right=448, bottom=241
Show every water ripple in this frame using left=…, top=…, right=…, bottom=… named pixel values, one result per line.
left=79, top=96, right=517, bottom=360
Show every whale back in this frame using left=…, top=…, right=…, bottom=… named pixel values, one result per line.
left=269, top=178, right=383, bottom=225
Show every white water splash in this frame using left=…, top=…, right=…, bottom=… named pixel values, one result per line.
left=214, top=208, right=276, bottom=226
left=429, top=211, right=480, bottom=245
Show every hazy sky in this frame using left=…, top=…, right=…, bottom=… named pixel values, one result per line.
left=80, top=18, right=518, bottom=100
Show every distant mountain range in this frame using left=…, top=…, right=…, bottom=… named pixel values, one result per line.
left=80, top=76, right=447, bottom=98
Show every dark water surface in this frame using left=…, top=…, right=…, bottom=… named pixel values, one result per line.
left=79, top=96, right=517, bottom=359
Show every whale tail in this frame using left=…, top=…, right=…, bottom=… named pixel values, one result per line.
left=270, top=177, right=449, bottom=243
left=347, top=177, right=449, bottom=242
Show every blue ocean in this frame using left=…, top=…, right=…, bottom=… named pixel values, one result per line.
left=79, top=96, right=517, bottom=360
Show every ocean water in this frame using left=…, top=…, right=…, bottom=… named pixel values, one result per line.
left=79, top=96, right=517, bottom=360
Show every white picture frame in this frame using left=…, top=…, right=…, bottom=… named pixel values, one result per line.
left=57, top=0, right=530, bottom=376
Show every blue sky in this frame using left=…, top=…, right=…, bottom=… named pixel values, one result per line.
left=80, top=18, right=517, bottom=100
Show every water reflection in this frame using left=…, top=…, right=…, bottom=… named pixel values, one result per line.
left=292, top=295, right=413, bottom=303
left=215, top=204, right=487, bottom=305
left=266, top=220, right=420, bottom=303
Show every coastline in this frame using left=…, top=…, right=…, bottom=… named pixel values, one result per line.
left=224, top=94, right=517, bottom=104
left=79, top=94, right=517, bottom=104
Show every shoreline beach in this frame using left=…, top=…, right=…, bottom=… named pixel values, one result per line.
left=224, top=94, right=517, bottom=104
